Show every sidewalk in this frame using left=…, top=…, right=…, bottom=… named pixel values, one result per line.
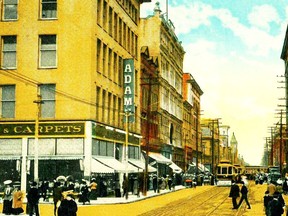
left=0, top=185, right=187, bottom=206
left=84, top=185, right=186, bottom=205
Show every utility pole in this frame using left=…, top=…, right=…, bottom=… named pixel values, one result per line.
left=33, top=91, right=42, bottom=182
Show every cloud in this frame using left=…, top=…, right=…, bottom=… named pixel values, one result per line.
left=247, top=5, right=281, bottom=31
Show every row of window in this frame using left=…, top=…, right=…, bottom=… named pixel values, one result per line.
left=2, top=0, right=57, bottom=21
left=97, top=0, right=139, bottom=58
left=0, top=84, right=55, bottom=118
left=92, top=139, right=139, bottom=159
left=1, top=35, right=56, bottom=69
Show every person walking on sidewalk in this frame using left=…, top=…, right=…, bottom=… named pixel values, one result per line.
left=27, top=181, right=40, bottom=216
left=229, top=180, right=240, bottom=209
left=237, top=181, right=251, bottom=209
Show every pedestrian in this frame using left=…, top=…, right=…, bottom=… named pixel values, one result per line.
left=58, top=193, right=78, bottom=216
left=2, top=180, right=13, bottom=215
left=168, top=176, right=173, bottom=190
left=267, top=193, right=284, bottom=216
left=89, top=178, right=98, bottom=200
left=133, top=177, right=139, bottom=196
left=229, top=180, right=240, bottom=209
left=114, top=179, right=121, bottom=197
left=152, top=175, right=157, bottom=193
left=27, top=181, right=40, bottom=216
left=264, top=190, right=273, bottom=215
left=237, top=181, right=251, bottom=209
left=40, top=180, right=49, bottom=202
left=79, top=181, right=90, bottom=205
left=12, top=185, right=24, bottom=215
left=282, top=176, right=288, bottom=195
left=53, top=181, right=63, bottom=216
left=122, top=174, right=129, bottom=199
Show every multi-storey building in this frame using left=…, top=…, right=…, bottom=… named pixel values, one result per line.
left=0, top=0, right=151, bottom=191
left=182, top=73, right=203, bottom=171
left=139, top=2, right=184, bottom=176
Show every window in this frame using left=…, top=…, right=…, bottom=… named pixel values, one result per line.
left=40, top=84, right=55, bottom=118
left=128, top=146, right=139, bottom=159
left=39, top=35, right=57, bottom=68
left=41, top=0, right=57, bottom=19
left=3, top=0, right=18, bottom=20
left=0, top=85, right=15, bottom=118
left=92, top=139, right=114, bottom=157
left=1, top=36, right=16, bottom=69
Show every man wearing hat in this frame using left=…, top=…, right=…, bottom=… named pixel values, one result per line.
left=27, top=182, right=40, bottom=216
left=237, top=181, right=251, bottom=209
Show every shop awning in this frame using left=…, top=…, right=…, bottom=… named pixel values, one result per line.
left=95, top=157, right=137, bottom=173
left=91, top=158, right=114, bottom=173
left=27, top=155, right=83, bottom=160
left=128, top=159, right=157, bottom=173
left=148, top=152, right=172, bottom=165
left=169, top=161, right=183, bottom=174
left=0, top=156, right=21, bottom=160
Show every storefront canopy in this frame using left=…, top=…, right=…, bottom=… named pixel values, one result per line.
left=169, top=161, right=183, bottom=174
left=95, top=157, right=137, bottom=173
left=148, top=152, right=172, bottom=165
left=91, top=158, right=114, bottom=173
left=128, top=159, right=157, bottom=173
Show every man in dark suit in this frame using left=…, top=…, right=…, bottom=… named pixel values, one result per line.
left=27, top=181, right=40, bottom=216
left=238, top=181, right=251, bottom=209
left=229, top=180, right=240, bottom=209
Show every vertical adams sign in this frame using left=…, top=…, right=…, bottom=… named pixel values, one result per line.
left=123, top=59, right=135, bottom=122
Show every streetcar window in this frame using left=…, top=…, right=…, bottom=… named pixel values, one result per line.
left=222, top=167, right=228, bottom=174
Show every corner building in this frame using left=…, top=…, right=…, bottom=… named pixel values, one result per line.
left=0, top=0, right=151, bottom=192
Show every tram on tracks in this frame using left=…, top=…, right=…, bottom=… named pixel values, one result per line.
left=234, top=163, right=245, bottom=175
left=216, top=160, right=237, bottom=186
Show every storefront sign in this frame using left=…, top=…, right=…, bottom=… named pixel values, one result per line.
left=123, top=58, right=135, bottom=122
left=0, top=122, right=85, bottom=137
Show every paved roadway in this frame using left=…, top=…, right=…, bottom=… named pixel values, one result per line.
left=0, top=181, right=287, bottom=216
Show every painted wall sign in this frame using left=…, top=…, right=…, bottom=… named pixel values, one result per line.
left=0, top=122, right=85, bottom=137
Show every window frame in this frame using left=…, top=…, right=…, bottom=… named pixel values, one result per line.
left=0, top=85, right=15, bottom=118
left=1, top=35, right=17, bottom=69
left=39, top=84, right=56, bottom=118
left=3, top=0, right=18, bottom=21
left=40, top=0, right=57, bottom=20
left=39, top=35, right=57, bottom=68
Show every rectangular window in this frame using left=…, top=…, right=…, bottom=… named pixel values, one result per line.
left=1, top=36, right=16, bottom=69
left=92, top=139, right=114, bottom=157
left=39, top=35, right=57, bottom=68
left=96, top=39, right=101, bottom=73
left=0, top=85, right=15, bottom=118
left=41, top=0, right=57, bottom=19
left=40, top=84, right=55, bottom=118
left=128, top=146, right=139, bottom=159
left=3, top=0, right=18, bottom=20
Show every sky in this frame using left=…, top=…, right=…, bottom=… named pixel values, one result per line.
left=140, top=0, right=288, bottom=165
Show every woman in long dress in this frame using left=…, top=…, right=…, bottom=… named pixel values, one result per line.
left=12, top=186, right=24, bottom=215
left=2, top=182, right=13, bottom=215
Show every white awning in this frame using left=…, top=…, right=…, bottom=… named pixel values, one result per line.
left=129, top=159, right=157, bottom=173
left=148, top=152, right=172, bottom=165
left=27, top=155, right=83, bottom=160
left=95, top=157, right=137, bottom=173
left=91, top=158, right=114, bottom=173
left=169, top=161, right=183, bottom=173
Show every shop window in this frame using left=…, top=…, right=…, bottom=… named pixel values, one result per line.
left=0, top=85, right=15, bottom=118
left=128, top=146, right=139, bottom=160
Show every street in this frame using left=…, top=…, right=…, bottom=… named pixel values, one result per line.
left=0, top=181, right=286, bottom=216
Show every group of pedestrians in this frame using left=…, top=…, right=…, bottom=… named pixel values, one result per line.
left=229, top=180, right=251, bottom=210
left=2, top=181, right=24, bottom=215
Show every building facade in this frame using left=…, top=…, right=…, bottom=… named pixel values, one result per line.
left=139, top=2, right=184, bottom=176
left=0, top=0, right=151, bottom=192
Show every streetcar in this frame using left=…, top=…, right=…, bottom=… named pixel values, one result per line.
left=216, top=160, right=237, bottom=186
left=234, top=163, right=245, bottom=175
